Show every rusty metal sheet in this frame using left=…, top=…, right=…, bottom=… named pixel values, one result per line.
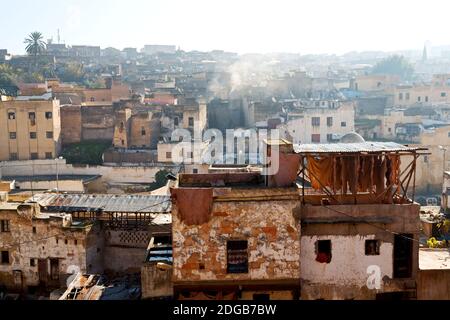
left=294, top=142, right=426, bottom=154
left=28, top=194, right=171, bottom=213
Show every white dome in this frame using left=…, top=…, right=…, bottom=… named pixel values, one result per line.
left=340, top=132, right=365, bottom=143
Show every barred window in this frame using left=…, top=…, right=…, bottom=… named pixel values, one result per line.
left=227, top=240, right=248, bottom=274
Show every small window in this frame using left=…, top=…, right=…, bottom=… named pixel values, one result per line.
left=253, top=294, right=270, bottom=301
left=166, top=152, right=172, bottom=159
left=30, top=259, right=36, bottom=267
left=399, top=93, right=403, bottom=100
left=1, top=251, right=9, bottom=264
left=425, top=96, right=429, bottom=102
left=316, top=240, right=332, bottom=263
left=30, top=153, right=38, bottom=160
left=174, top=117, right=179, bottom=126
left=8, top=112, right=16, bottom=120
left=74, top=240, right=78, bottom=245
left=326, top=134, right=333, bottom=142
left=311, top=134, right=321, bottom=143
left=121, top=140, right=125, bottom=146
left=405, top=93, right=410, bottom=100
left=341, top=122, right=347, bottom=127
left=0, top=220, right=10, bottom=232
left=30, top=132, right=37, bottom=139
left=418, top=96, right=421, bottom=102
left=32, top=226, right=37, bottom=233
left=90, top=97, right=95, bottom=102
left=46, top=131, right=53, bottom=139
left=441, top=92, right=447, bottom=97
left=45, top=112, right=53, bottom=119
left=312, top=117, right=320, bottom=127
left=65, top=239, right=68, bottom=245
left=9, top=132, right=16, bottom=140
left=188, top=117, right=194, bottom=127
left=9, top=153, right=17, bottom=161
left=327, top=117, right=333, bottom=127
left=365, top=240, right=380, bottom=255
left=45, top=152, right=53, bottom=159
left=141, top=127, right=146, bottom=136
left=188, top=152, right=194, bottom=159
left=56, top=238, right=59, bottom=244
left=28, top=112, right=36, bottom=121
left=193, top=169, right=199, bottom=174
left=227, top=240, right=248, bottom=274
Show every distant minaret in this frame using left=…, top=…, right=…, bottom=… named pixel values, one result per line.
left=422, top=44, right=428, bottom=62
left=57, top=29, right=61, bottom=44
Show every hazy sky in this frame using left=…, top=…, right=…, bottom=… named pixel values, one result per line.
left=2, top=0, right=450, bottom=55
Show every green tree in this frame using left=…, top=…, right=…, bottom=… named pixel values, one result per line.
left=24, top=31, right=46, bottom=56
left=149, top=170, right=171, bottom=191
left=57, top=62, right=86, bottom=83
left=24, top=32, right=46, bottom=71
left=0, top=64, right=20, bottom=95
left=372, top=55, right=414, bottom=80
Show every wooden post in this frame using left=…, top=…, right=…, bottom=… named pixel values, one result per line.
left=333, top=156, right=337, bottom=196
left=353, top=155, right=359, bottom=204
left=412, top=153, right=417, bottom=202
left=302, top=156, right=305, bottom=205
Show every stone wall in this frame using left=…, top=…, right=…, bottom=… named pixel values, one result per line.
left=0, top=207, right=94, bottom=292
left=0, top=159, right=180, bottom=193
left=81, top=106, right=115, bottom=141
left=60, top=106, right=82, bottom=146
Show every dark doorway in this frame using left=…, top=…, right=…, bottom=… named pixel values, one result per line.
left=50, top=259, right=60, bottom=281
left=38, top=259, right=48, bottom=285
left=393, top=234, right=413, bottom=278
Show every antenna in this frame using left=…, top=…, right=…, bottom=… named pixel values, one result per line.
left=57, top=29, right=61, bottom=44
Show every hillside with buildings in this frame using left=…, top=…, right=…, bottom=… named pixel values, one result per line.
left=1, top=31, right=450, bottom=302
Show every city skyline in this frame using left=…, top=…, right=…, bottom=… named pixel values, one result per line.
left=2, top=0, right=450, bottom=55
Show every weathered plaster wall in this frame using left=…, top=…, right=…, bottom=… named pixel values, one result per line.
left=172, top=190, right=301, bottom=283
left=301, top=235, right=393, bottom=288
left=300, top=203, right=421, bottom=300
left=417, top=269, right=450, bottom=300
left=102, top=229, right=149, bottom=275
left=0, top=208, right=93, bottom=292
left=141, top=265, right=173, bottom=299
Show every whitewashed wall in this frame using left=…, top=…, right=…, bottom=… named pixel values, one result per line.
left=301, top=235, right=393, bottom=288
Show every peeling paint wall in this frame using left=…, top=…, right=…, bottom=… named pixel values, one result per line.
left=172, top=190, right=301, bottom=283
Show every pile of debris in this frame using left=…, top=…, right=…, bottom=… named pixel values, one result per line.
left=59, top=273, right=141, bottom=300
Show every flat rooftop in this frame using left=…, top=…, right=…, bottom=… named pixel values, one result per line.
left=3, top=175, right=101, bottom=182
left=28, top=193, right=171, bottom=213
left=419, top=249, right=450, bottom=270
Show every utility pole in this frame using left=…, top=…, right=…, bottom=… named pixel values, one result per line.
left=55, top=157, right=63, bottom=194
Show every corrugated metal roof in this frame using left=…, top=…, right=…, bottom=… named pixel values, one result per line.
left=28, top=193, right=171, bottom=213
left=294, top=142, right=425, bottom=154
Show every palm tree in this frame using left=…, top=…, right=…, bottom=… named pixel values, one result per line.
left=24, top=32, right=46, bottom=70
